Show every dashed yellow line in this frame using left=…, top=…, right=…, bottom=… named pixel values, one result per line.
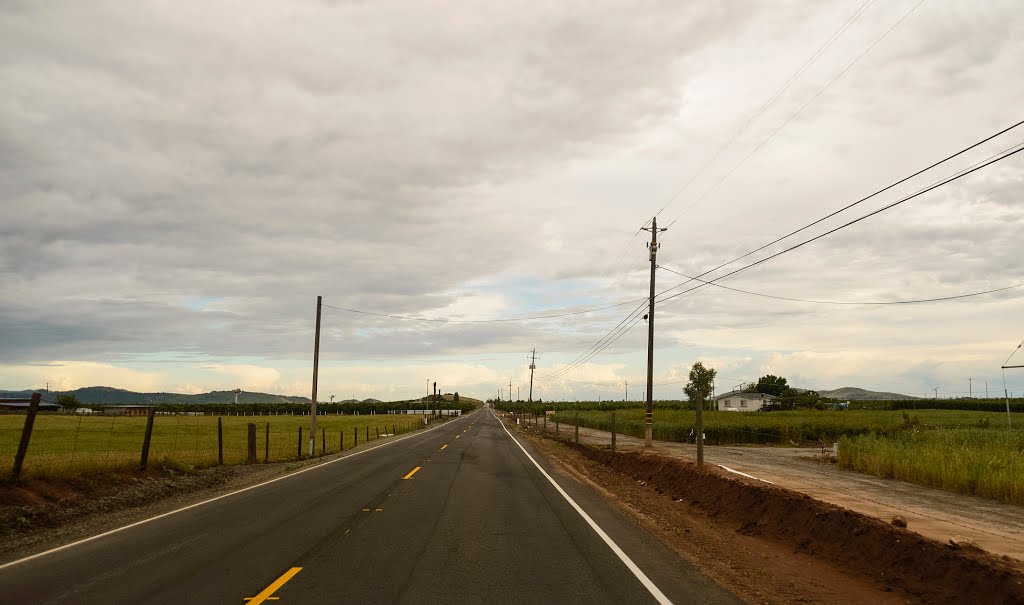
left=245, top=567, right=302, bottom=604
left=455, top=435, right=460, bottom=439
left=403, top=466, right=422, bottom=480
left=440, top=444, right=448, bottom=450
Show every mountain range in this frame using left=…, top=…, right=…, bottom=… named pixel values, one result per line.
left=0, top=386, right=315, bottom=405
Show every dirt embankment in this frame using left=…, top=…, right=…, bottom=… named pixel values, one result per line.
left=557, top=440, right=1024, bottom=605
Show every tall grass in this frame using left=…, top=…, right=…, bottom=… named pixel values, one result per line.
left=837, top=429, right=1024, bottom=505
left=550, top=408, right=1023, bottom=446
left=0, top=413, right=427, bottom=478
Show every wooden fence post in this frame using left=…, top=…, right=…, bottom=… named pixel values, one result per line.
left=247, top=423, right=257, bottom=464
left=574, top=410, right=579, bottom=444
left=611, top=411, right=616, bottom=453
left=139, top=407, right=157, bottom=471
left=393, top=424, right=397, bottom=436
left=217, top=417, right=224, bottom=465
left=555, top=418, right=559, bottom=436
left=265, top=423, right=269, bottom=462
left=543, top=416, right=547, bottom=435
left=375, top=427, right=379, bottom=440
left=340, top=430, right=344, bottom=452
left=321, top=428, right=325, bottom=455
left=366, top=426, right=369, bottom=443
left=298, top=426, right=303, bottom=458
left=12, top=393, right=42, bottom=479
left=354, top=426, right=358, bottom=446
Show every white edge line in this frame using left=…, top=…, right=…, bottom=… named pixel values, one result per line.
left=717, top=464, right=775, bottom=485
left=493, top=411, right=673, bottom=605
left=0, top=412, right=472, bottom=571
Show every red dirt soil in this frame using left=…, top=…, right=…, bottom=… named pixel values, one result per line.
left=569, top=443, right=1024, bottom=605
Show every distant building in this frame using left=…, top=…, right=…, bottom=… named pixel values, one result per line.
left=714, top=391, right=776, bottom=412
left=0, top=401, right=60, bottom=412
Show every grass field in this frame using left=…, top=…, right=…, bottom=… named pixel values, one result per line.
left=838, top=429, right=1024, bottom=505
left=550, top=408, right=1024, bottom=445
left=545, top=407, right=1024, bottom=504
left=0, top=412, right=431, bottom=478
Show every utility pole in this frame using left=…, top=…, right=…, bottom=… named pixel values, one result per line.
left=625, top=380, right=628, bottom=403
left=310, top=295, right=322, bottom=457
left=528, top=348, right=537, bottom=402
left=969, top=378, right=973, bottom=398
left=986, top=381, right=989, bottom=399
left=933, top=387, right=938, bottom=399
left=641, top=216, right=666, bottom=447
left=509, top=380, right=512, bottom=402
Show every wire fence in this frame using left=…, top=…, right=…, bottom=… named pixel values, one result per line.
left=0, top=412, right=433, bottom=478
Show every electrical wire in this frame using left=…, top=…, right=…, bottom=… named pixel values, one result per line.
left=653, top=121, right=1024, bottom=303
left=654, top=0, right=875, bottom=221
left=320, top=296, right=645, bottom=324
left=540, top=134, right=1024, bottom=380
left=655, top=142, right=1024, bottom=310
left=664, top=0, right=928, bottom=229
left=658, top=265, right=1024, bottom=306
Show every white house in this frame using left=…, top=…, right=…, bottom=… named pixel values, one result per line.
left=715, top=391, right=776, bottom=412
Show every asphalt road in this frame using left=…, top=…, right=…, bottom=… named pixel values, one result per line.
left=0, top=409, right=741, bottom=605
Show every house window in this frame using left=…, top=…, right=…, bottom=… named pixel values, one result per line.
left=740, top=400, right=747, bottom=407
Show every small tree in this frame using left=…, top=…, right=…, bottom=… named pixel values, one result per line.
left=684, top=361, right=717, bottom=466
left=452, top=392, right=460, bottom=404
left=54, top=394, right=80, bottom=409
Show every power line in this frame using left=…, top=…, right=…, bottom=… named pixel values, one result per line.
left=539, top=132, right=1024, bottom=379
left=655, top=142, right=1024, bottom=309
left=658, top=265, right=1024, bottom=306
left=655, top=0, right=875, bottom=222
left=653, top=120, right=1024, bottom=302
left=664, top=0, right=928, bottom=229
left=320, top=296, right=645, bottom=324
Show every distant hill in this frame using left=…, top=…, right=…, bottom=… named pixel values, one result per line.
left=0, top=386, right=310, bottom=405
left=818, top=387, right=919, bottom=401
left=1, top=386, right=481, bottom=406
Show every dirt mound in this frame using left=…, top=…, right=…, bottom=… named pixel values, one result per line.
left=570, top=444, right=1024, bottom=605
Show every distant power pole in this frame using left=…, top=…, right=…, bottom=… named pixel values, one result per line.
left=933, top=387, right=938, bottom=399
left=509, top=380, right=512, bottom=402
left=310, top=295, right=322, bottom=457
left=517, top=386, right=520, bottom=401
left=528, top=348, right=537, bottom=402
left=969, top=378, right=973, bottom=398
left=641, top=216, right=666, bottom=447
left=625, top=380, right=628, bottom=402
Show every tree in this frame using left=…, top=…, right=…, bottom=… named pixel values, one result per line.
left=54, top=394, right=81, bottom=409
left=756, top=374, right=789, bottom=397
left=452, top=392, right=460, bottom=404
left=685, top=361, right=717, bottom=467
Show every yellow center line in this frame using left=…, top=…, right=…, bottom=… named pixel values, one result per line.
left=440, top=444, right=448, bottom=450
left=375, top=508, right=383, bottom=512
left=455, top=435, right=460, bottom=439
left=245, top=567, right=302, bottom=604
left=402, top=466, right=422, bottom=479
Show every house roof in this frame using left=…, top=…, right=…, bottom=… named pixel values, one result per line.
left=714, top=391, right=776, bottom=401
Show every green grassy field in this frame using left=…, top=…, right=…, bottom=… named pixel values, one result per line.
left=0, top=412, right=431, bottom=478
left=838, top=429, right=1024, bottom=505
left=546, top=407, right=1024, bottom=504
left=550, top=408, right=1024, bottom=445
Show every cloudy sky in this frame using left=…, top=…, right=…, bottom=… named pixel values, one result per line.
left=2, top=0, right=1023, bottom=402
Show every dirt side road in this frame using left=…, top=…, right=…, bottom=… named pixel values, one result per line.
left=535, top=419, right=1024, bottom=561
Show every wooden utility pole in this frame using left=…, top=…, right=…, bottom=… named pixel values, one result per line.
left=528, top=349, right=537, bottom=402
left=509, top=380, right=512, bottom=402
left=641, top=217, right=666, bottom=447
left=310, top=295, right=322, bottom=457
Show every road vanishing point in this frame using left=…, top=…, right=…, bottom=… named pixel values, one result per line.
left=0, top=410, right=741, bottom=604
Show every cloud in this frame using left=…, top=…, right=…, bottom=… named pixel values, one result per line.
left=1, top=1, right=1022, bottom=400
